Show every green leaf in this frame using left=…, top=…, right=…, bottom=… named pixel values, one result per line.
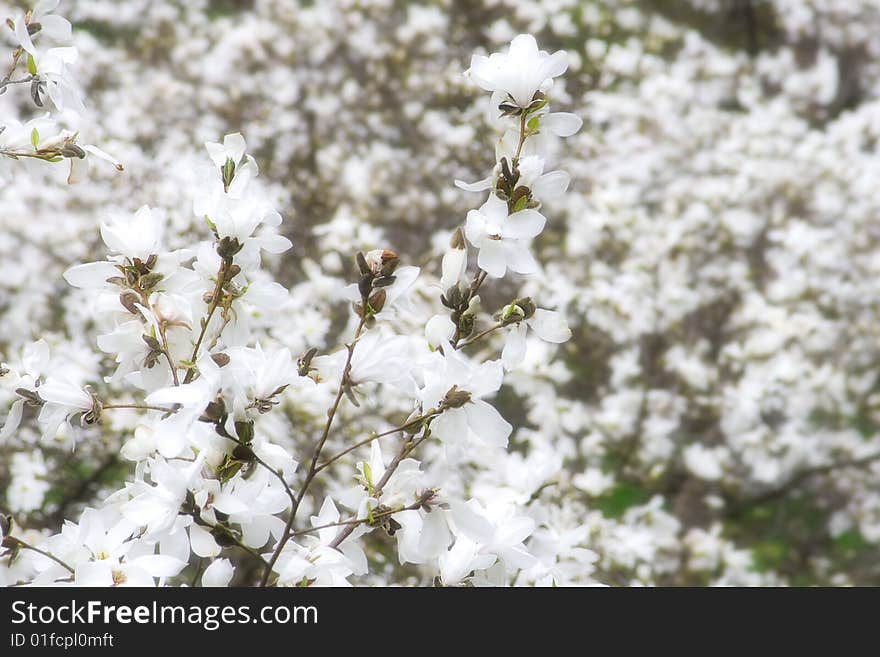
left=527, top=116, right=540, bottom=132
left=30, top=128, right=39, bottom=150
left=594, top=482, right=651, bottom=519
left=363, top=461, right=373, bottom=490
left=26, top=53, right=37, bottom=75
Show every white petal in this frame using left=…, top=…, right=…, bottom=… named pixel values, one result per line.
left=538, top=50, right=569, bottom=80
left=464, top=399, right=511, bottom=447
left=131, top=554, right=186, bottom=578
left=532, top=170, right=570, bottom=200
left=543, top=112, right=582, bottom=137
left=528, top=309, right=572, bottom=343
left=431, top=408, right=468, bottom=445
left=190, top=523, right=221, bottom=558
left=502, top=241, right=538, bottom=275
left=454, top=176, right=493, bottom=192
left=502, top=323, right=528, bottom=369
left=63, top=261, right=118, bottom=289
left=449, top=500, right=495, bottom=543
left=477, top=240, right=507, bottom=278
left=503, top=209, right=546, bottom=239
left=202, top=558, right=234, bottom=587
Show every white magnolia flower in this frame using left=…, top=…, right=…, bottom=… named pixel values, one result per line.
left=14, top=1, right=72, bottom=48
left=313, top=329, right=414, bottom=389
left=502, top=308, right=572, bottom=369
left=464, top=194, right=545, bottom=278
left=36, top=376, right=97, bottom=442
left=455, top=156, right=569, bottom=208
left=466, top=34, right=568, bottom=108
left=99, top=205, right=164, bottom=262
left=1, top=339, right=51, bottom=439
left=418, top=349, right=511, bottom=451
left=439, top=500, right=536, bottom=585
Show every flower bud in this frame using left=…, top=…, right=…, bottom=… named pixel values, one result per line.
left=441, top=243, right=467, bottom=291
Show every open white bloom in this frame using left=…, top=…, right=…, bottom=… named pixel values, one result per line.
left=502, top=308, right=572, bottom=369
left=439, top=500, right=536, bottom=585
left=464, top=194, right=545, bottom=278
left=466, top=34, right=568, bottom=109
left=36, top=376, right=97, bottom=443
left=99, top=205, right=164, bottom=262
left=1, top=339, right=51, bottom=439
left=419, top=349, right=511, bottom=451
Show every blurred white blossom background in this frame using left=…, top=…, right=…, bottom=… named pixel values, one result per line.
left=3, top=0, right=880, bottom=586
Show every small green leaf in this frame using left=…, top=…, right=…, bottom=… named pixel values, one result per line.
left=363, top=461, right=373, bottom=490
left=26, top=53, right=37, bottom=75
left=30, top=128, right=39, bottom=149
left=527, top=116, right=540, bottom=132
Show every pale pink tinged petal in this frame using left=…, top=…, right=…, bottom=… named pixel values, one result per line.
left=502, top=323, right=528, bottom=370
left=543, top=112, right=582, bottom=137
left=464, top=210, right=487, bottom=247
left=538, top=50, right=569, bottom=80
left=477, top=240, right=507, bottom=278
left=189, top=523, right=221, bottom=558
left=532, top=170, right=570, bottom=199
left=454, top=176, right=493, bottom=192
left=38, top=14, right=72, bottom=42
left=63, top=261, right=118, bottom=288
left=528, top=309, right=572, bottom=343
left=464, top=399, right=512, bottom=447
left=502, top=241, right=538, bottom=275
left=503, top=209, right=546, bottom=239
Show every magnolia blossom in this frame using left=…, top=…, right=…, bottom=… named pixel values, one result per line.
left=467, top=34, right=568, bottom=108
left=36, top=376, right=96, bottom=442
left=464, top=194, right=545, bottom=278
left=502, top=308, right=572, bottom=369
left=419, top=349, right=512, bottom=451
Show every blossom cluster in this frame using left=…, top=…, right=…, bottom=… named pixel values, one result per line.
left=4, top=0, right=880, bottom=587
left=1, top=15, right=581, bottom=587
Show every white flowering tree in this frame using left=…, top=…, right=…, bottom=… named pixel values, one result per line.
left=0, top=3, right=585, bottom=587
left=3, top=0, right=880, bottom=587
